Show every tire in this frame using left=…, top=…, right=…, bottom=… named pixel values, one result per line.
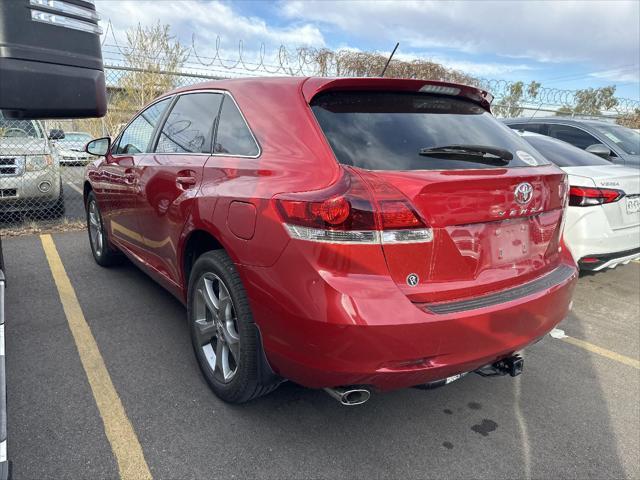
left=188, top=250, right=277, bottom=403
left=86, top=190, right=120, bottom=266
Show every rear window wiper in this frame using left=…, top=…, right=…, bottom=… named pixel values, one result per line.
left=418, top=144, right=513, bottom=165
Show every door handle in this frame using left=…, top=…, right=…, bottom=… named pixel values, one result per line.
left=176, top=175, right=197, bottom=189
left=124, top=168, right=137, bottom=185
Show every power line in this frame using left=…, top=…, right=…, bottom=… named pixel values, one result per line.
left=542, top=64, right=639, bottom=84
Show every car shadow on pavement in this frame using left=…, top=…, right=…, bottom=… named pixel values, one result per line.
left=5, top=232, right=635, bottom=480
left=230, top=320, right=630, bottom=479
left=83, top=246, right=634, bottom=479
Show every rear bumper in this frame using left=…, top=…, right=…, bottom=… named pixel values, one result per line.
left=240, top=242, right=578, bottom=392
left=564, top=205, right=640, bottom=268
left=578, top=247, right=640, bottom=271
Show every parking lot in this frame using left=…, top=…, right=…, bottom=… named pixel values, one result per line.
left=3, top=231, right=639, bottom=479
left=59, top=166, right=88, bottom=221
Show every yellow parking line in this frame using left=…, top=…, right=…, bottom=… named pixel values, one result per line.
left=40, top=234, right=152, bottom=480
left=561, top=336, right=640, bottom=370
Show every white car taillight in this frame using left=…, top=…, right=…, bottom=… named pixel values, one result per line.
left=569, top=186, right=625, bottom=206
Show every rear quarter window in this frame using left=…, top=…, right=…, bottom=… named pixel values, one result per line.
left=213, top=96, right=259, bottom=157
left=311, top=91, right=549, bottom=170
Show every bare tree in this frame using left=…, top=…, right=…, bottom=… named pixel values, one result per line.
left=73, top=23, right=188, bottom=138
left=119, top=22, right=189, bottom=107
left=297, top=47, right=478, bottom=85
left=617, top=108, right=640, bottom=129
left=104, top=23, right=188, bottom=136
left=555, top=105, right=574, bottom=117
left=572, top=86, right=619, bottom=116
left=492, top=81, right=542, bottom=118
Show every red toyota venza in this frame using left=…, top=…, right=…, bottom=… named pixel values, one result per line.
left=83, top=77, right=578, bottom=405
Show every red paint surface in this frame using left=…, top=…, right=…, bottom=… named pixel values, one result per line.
left=86, top=77, right=577, bottom=391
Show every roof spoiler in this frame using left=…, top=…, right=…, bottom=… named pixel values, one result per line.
left=302, top=78, right=494, bottom=111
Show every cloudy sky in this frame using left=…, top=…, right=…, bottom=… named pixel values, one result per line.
left=96, top=0, right=640, bottom=99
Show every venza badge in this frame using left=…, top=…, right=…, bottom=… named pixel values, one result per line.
left=514, top=182, right=533, bottom=205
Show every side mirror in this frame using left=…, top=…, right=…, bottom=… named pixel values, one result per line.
left=48, top=128, right=65, bottom=140
left=86, top=137, right=110, bottom=156
left=586, top=143, right=611, bottom=159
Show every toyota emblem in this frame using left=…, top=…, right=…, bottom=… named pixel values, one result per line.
left=406, top=273, right=419, bottom=287
left=514, top=182, right=533, bottom=205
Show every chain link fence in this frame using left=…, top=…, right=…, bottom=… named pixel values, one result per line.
left=1, top=60, right=639, bottom=235
left=0, top=66, right=214, bottom=234
left=0, top=114, right=75, bottom=231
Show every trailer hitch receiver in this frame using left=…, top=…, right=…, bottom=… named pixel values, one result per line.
left=475, top=354, right=524, bottom=377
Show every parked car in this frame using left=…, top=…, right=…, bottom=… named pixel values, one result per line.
left=0, top=111, right=64, bottom=217
left=83, top=78, right=578, bottom=405
left=503, top=118, right=640, bottom=167
left=516, top=131, right=640, bottom=270
left=53, top=131, right=95, bottom=165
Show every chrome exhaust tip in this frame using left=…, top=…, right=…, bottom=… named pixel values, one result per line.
left=324, top=387, right=371, bottom=406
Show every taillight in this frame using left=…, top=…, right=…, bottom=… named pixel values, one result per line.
left=274, top=169, right=433, bottom=244
left=568, top=186, right=624, bottom=207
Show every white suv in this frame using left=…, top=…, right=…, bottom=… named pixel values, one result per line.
left=0, top=112, right=64, bottom=217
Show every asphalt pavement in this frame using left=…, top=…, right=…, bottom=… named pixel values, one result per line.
left=60, top=165, right=86, bottom=221
left=3, top=231, right=640, bottom=479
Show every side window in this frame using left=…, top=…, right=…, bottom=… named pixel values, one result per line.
left=114, top=98, right=171, bottom=155
left=155, top=93, right=222, bottom=154
left=214, top=96, right=259, bottom=157
left=509, top=123, right=545, bottom=134
left=548, top=125, right=599, bottom=150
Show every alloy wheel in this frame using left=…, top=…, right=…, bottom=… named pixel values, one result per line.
left=193, top=272, right=240, bottom=382
left=88, top=200, right=103, bottom=257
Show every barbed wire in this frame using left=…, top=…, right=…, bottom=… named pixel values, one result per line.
left=100, top=20, right=640, bottom=113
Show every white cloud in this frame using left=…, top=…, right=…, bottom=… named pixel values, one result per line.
left=281, top=0, right=639, bottom=71
left=392, top=52, right=535, bottom=77
left=97, top=0, right=325, bottom=65
left=95, top=0, right=638, bottom=85
left=589, top=67, right=640, bottom=84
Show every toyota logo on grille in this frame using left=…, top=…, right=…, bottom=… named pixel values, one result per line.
left=514, top=182, right=533, bottom=205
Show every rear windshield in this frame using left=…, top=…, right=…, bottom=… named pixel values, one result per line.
left=522, top=134, right=610, bottom=167
left=311, top=91, right=549, bottom=170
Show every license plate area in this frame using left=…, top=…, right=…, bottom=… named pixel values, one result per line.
left=490, top=219, right=531, bottom=264
left=626, top=195, right=640, bottom=215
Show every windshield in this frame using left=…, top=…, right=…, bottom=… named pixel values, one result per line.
left=0, top=112, right=44, bottom=139
left=523, top=135, right=610, bottom=167
left=311, top=91, right=549, bottom=170
left=593, top=124, right=640, bottom=155
left=60, top=133, right=92, bottom=144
